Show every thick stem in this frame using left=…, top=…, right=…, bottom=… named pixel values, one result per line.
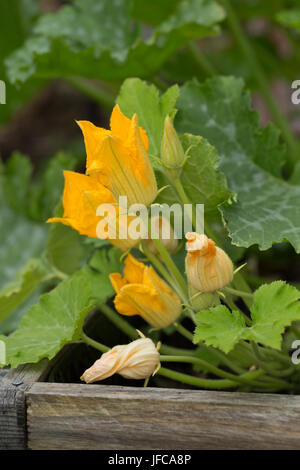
left=81, top=331, right=109, bottom=353
left=188, top=42, right=216, bottom=77
left=158, top=366, right=238, bottom=389
left=221, top=0, right=298, bottom=172
left=66, top=76, right=116, bottom=109
left=160, top=355, right=293, bottom=390
left=99, top=303, right=139, bottom=340
left=141, top=240, right=182, bottom=297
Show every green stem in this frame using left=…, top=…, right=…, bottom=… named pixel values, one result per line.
left=251, top=342, right=295, bottom=378
left=188, top=42, right=216, bottom=77
left=99, top=303, right=139, bottom=340
left=158, top=366, right=238, bottom=389
left=151, top=237, right=188, bottom=297
left=160, top=355, right=292, bottom=390
left=65, top=76, right=115, bottom=109
left=224, top=286, right=253, bottom=299
left=221, top=0, right=298, bottom=171
left=81, top=331, right=109, bottom=353
left=160, top=355, right=273, bottom=388
left=141, top=240, right=182, bottom=297
left=174, top=322, right=194, bottom=342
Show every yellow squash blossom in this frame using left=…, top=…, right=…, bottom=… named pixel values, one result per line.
left=48, top=105, right=157, bottom=249
left=81, top=338, right=160, bottom=383
left=185, top=232, right=233, bottom=293
left=77, top=104, right=157, bottom=206
left=109, top=254, right=182, bottom=328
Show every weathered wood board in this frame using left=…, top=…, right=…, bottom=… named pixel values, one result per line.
left=0, top=361, right=50, bottom=450
left=1, top=359, right=300, bottom=450
left=26, top=383, right=300, bottom=450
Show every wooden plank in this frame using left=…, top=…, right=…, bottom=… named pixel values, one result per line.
left=0, top=370, right=8, bottom=382
left=0, top=360, right=49, bottom=450
left=26, top=383, right=300, bottom=450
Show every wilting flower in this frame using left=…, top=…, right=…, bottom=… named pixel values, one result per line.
left=109, top=254, right=182, bottom=328
left=81, top=338, right=160, bottom=383
left=185, top=232, right=233, bottom=293
left=48, top=105, right=157, bottom=249
left=161, top=116, right=185, bottom=169
left=146, top=216, right=178, bottom=255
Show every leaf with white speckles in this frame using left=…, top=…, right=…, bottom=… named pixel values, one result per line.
left=5, top=0, right=225, bottom=84
left=176, top=76, right=300, bottom=252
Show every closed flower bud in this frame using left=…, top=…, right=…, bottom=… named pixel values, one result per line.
left=189, top=283, right=220, bottom=311
left=80, top=338, right=160, bottom=383
left=161, top=116, right=185, bottom=169
left=185, top=232, right=233, bottom=293
left=146, top=216, right=178, bottom=255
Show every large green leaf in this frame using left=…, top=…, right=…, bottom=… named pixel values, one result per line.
left=6, top=0, right=225, bottom=85
left=2, top=248, right=121, bottom=368
left=194, top=282, right=300, bottom=352
left=0, top=188, right=47, bottom=290
left=176, top=76, right=300, bottom=252
left=0, top=0, right=42, bottom=124
left=46, top=223, right=85, bottom=276
left=117, top=78, right=179, bottom=156
left=2, top=151, right=79, bottom=222
left=277, top=9, right=300, bottom=34
left=0, top=258, right=52, bottom=325
left=158, top=134, right=235, bottom=218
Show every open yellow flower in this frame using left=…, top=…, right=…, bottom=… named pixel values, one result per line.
left=77, top=104, right=157, bottom=206
left=109, top=254, right=182, bottom=328
left=48, top=105, right=157, bottom=249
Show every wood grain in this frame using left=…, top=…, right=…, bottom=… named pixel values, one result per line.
left=26, top=383, right=300, bottom=450
left=0, top=360, right=49, bottom=450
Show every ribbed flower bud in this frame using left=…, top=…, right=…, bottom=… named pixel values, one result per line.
left=185, top=232, right=233, bottom=293
left=161, top=116, right=185, bottom=169
left=81, top=338, right=160, bottom=383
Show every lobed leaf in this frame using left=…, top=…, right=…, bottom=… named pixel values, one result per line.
left=176, top=76, right=300, bottom=252
left=5, top=0, right=225, bottom=85
left=194, top=282, right=300, bottom=352
left=2, top=248, right=121, bottom=368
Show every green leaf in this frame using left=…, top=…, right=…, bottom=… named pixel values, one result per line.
left=29, top=152, right=80, bottom=221
left=1, top=151, right=79, bottom=222
left=6, top=0, right=225, bottom=85
left=117, top=78, right=179, bottom=157
left=131, top=0, right=181, bottom=25
left=176, top=76, right=300, bottom=252
left=248, top=282, right=300, bottom=349
left=277, top=9, right=300, bottom=34
left=2, top=262, right=118, bottom=368
left=46, top=223, right=85, bottom=276
left=194, top=282, right=300, bottom=353
left=194, top=305, right=247, bottom=354
left=0, top=259, right=52, bottom=325
left=0, top=188, right=47, bottom=291
left=89, top=247, right=123, bottom=276
left=158, top=133, right=235, bottom=218
left=0, top=0, right=43, bottom=124
left=2, top=152, right=33, bottom=215
left=2, top=270, right=93, bottom=368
